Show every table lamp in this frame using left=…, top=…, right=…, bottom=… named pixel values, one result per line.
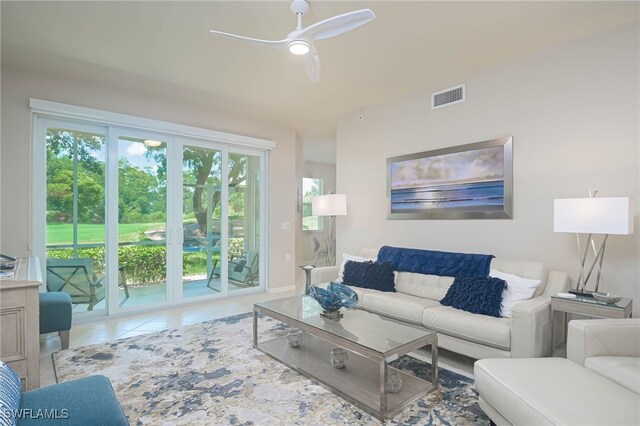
left=554, top=193, right=634, bottom=297
left=312, top=194, right=347, bottom=266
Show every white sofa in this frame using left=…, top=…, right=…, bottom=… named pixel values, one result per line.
left=310, top=248, right=570, bottom=359
left=474, top=319, right=640, bottom=425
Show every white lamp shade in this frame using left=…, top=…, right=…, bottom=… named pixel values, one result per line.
left=554, top=197, right=634, bottom=235
left=312, top=194, right=347, bottom=216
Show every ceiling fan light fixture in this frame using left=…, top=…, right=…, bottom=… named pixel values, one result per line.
left=288, top=40, right=310, bottom=55
left=144, top=139, right=162, bottom=147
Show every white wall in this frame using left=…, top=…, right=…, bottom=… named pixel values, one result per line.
left=336, top=23, right=640, bottom=314
left=300, top=161, right=336, bottom=264
left=0, top=60, right=299, bottom=290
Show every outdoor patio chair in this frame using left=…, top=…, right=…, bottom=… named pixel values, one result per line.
left=207, top=249, right=259, bottom=289
left=46, top=258, right=130, bottom=310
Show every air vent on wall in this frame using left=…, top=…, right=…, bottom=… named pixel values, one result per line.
left=431, top=84, right=465, bottom=110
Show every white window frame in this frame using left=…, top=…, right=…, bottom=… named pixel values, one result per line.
left=32, top=99, right=273, bottom=319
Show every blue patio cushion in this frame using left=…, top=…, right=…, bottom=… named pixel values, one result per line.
left=39, top=292, right=72, bottom=335
left=18, top=375, right=129, bottom=426
left=0, top=360, right=21, bottom=426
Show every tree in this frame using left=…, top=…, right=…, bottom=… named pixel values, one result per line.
left=118, top=158, right=165, bottom=223
left=148, top=148, right=247, bottom=231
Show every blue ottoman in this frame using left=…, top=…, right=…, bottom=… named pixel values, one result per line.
left=39, top=292, right=72, bottom=349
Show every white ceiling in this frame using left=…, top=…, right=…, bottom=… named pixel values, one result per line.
left=2, top=1, right=638, bottom=163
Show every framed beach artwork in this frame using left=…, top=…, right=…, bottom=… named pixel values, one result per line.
left=387, top=136, right=513, bottom=219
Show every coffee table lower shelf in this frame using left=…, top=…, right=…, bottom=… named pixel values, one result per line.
left=256, top=331, right=436, bottom=421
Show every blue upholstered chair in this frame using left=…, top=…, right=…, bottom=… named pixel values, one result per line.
left=0, top=361, right=129, bottom=425
left=39, top=292, right=72, bottom=350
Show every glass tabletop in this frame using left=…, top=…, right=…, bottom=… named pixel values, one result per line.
left=254, top=296, right=435, bottom=355
left=551, top=294, right=631, bottom=309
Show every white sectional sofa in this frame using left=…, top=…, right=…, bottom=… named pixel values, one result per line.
left=311, top=248, right=570, bottom=359
left=474, top=319, right=640, bottom=425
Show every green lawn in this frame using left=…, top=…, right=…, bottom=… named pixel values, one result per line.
left=47, top=222, right=165, bottom=245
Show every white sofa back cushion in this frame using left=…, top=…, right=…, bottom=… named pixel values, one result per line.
left=396, top=272, right=454, bottom=301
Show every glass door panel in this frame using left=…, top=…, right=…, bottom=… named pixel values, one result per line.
left=182, top=145, right=223, bottom=298
left=45, top=126, right=107, bottom=313
left=228, top=152, right=261, bottom=292
left=117, top=137, right=168, bottom=307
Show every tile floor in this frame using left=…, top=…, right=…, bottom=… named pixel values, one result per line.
left=39, top=288, right=477, bottom=387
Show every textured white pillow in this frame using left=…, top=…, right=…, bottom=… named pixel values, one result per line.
left=336, top=253, right=376, bottom=282
left=490, top=268, right=542, bottom=318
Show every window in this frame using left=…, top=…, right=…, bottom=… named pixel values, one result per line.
left=302, top=177, right=323, bottom=231
left=33, top=99, right=272, bottom=318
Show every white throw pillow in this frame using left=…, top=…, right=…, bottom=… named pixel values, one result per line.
left=490, top=268, right=541, bottom=318
left=336, top=253, right=376, bottom=283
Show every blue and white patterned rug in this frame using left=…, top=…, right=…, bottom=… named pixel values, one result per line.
left=53, top=313, right=489, bottom=425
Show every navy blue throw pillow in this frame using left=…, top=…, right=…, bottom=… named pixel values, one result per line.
left=342, top=261, right=396, bottom=293
left=440, top=274, right=507, bottom=317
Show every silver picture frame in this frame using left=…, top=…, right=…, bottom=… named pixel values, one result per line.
left=387, top=136, right=513, bottom=220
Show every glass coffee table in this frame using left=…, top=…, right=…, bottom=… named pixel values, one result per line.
left=253, top=296, right=438, bottom=421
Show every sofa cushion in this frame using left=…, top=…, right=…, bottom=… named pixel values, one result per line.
left=475, top=358, right=640, bottom=426
left=423, top=306, right=511, bottom=350
left=343, top=261, right=396, bottom=292
left=585, top=356, right=640, bottom=395
left=490, top=269, right=541, bottom=318
left=362, top=292, right=440, bottom=325
left=440, top=275, right=507, bottom=318
left=395, top=272, right=454, bottom=301
left=336, top=253, right=376, bottom=282
left=0, top=360, right=21, bottom=426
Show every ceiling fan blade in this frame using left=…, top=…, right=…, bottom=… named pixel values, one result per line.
left=209, top=30, right=288, bottom=48
left=304, top=45, right=321, bottom=84
left=297, top=9, right=375, bottom=41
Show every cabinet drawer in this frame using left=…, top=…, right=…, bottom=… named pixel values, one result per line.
left=0, top=306, right=26, bottom=360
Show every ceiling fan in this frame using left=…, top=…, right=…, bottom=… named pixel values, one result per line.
left=209, top=0, right=375, bottom=84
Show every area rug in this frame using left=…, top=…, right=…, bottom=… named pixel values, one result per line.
left=53, top=313, right=489, bottom=425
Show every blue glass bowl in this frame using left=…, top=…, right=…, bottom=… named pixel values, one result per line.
left=307, top=283, right=359, bottom=312
left=307, top=285, right=342, bottom=311
left=328, top=282, right=359, bottom=309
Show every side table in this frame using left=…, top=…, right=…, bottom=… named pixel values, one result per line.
left=550, top=294, right=633, bottom=356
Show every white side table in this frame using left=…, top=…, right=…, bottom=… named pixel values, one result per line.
left=551, top=294, right=633, bottom=355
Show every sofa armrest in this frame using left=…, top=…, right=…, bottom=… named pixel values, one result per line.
left=510, top=295, right=552, bottom=358
left=310, top=266, right=339, bottom=285
left=543, top=270, right=571, bottom=295
left=567, top=319, right=640, bottom=366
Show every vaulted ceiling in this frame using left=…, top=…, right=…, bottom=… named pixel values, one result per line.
left=2, top=1, right=638, bottom=163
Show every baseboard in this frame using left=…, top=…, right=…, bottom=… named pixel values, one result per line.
left=268, top=284, right=297, bottom=294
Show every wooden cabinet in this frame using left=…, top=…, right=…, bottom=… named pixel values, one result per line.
left=1, top=257, right=42, bottom=390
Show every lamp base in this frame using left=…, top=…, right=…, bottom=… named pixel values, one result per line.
left=568, top=289, right=595, bottom=298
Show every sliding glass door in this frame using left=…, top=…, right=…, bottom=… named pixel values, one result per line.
left=45, top=123, right=108, bottom=313
left=38, top=117, right=267, bottom=318
left=116, top=135, right=168, bottom=308
left=181, top=144, right=224, bottom=298
left=228, top=151, right=261, bottom=293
